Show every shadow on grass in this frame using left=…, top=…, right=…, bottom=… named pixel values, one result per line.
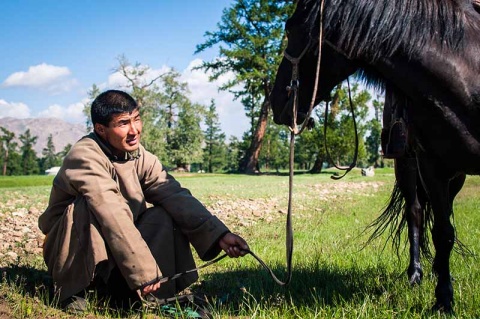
left=192, top=262, right=393, bottom=312
left=0, top=263, right=56, bottom=310
left=1, top=264, right=139, bottom=317
left=0, top=261, right=403, bottom=317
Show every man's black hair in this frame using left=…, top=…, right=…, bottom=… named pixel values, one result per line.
left=91, top=90, right=138, bottom=126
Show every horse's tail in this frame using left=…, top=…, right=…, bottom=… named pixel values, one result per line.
left=415, top=177, right=434, bottom=260
left=365, top=179, right=434, bottom=260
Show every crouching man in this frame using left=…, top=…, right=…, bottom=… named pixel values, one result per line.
left=38, top=90, right=249, bottom=314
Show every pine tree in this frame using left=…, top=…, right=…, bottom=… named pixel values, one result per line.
left=259, top=121, right=289, bottom=172
left=0, top=127, right=16, bottom=175
left=225, top=136, right=242, bottom=173
left=365, top=96, right=384, bottom=167
left=19, top=129, right=39, bottom=175
left=83, top=84, right=101, bottom=133
left=58, top=143, right=72, bottom=159
left=203, top=100, right=227, bottom=172
left=41, top=134, right=61, bottom=172
left=195, top=0, right=296, bottom=173
left=170, top=101, right=205, bottom=171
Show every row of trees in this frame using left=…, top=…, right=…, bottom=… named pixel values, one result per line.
left=0, top=0, right=388, bottom=176
left=0, top=77, right=384, bottom=176
left=0, top=127, right=70, bottom=176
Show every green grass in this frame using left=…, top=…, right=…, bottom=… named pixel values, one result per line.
left=0, top=175, right=54, bottom=188
left=1, top=168, right=479, bottom=318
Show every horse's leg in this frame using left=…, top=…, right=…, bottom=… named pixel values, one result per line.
left=416, top=157, right=455, bottom=312
left=446, top=173, right=466, bottom=282
left=395, top=155, right=423, bottom=285
left=448, top=173, right=466, bottom=207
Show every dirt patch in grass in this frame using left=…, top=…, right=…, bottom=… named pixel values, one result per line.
left=0, top=299, right=12, bottom=319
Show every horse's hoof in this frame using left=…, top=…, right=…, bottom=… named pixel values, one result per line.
left=408, top=267, right=423, bottom=286
left=409, top=272, right=422, bottom=286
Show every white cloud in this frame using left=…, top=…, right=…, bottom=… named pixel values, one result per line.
left=45, top=79, right=79, bottom=95
left=37, top=99, right=88, bottom=123
left=181, top=59, right=248, bottom=138
left=2, top=63, right=77, bottom=94
left=0, top=58, right=249, bottom=139
left=0, top=99, right=31, bottom=118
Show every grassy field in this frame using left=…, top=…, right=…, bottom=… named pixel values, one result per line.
left=0, top=169, right=479, bottom=318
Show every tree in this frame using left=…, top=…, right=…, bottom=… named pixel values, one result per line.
left=58, top=143, right=72, bottom=159
left=294, top=81, right=372, bottom=173
left=19, top=129, right=39, bottom=175
left=116, top=55, right=169, bottom=110
left=259, top=121, right=289, bottom=172
left=6, top=152, right=22, bottom=175
left=295, top=109, right=326, bottom=173
left=115, top=56, right=185, bottom=163
left=225, top=136, right=242, bottom=173
left=40, top=134, right=61, bottom=172
left=86, top=57, right=207, bottom=168
left=0, top=127, right=15, bottom=176
left=158, top=71, right=188, bottom=150
left=82, top=56, right=171, bottom=160
left=153, top=70, right=205, bottom=168
left=365, top=95, right=384, bottom=167
left=203, top=100, right=227, bottom=172
left=195, top=0, right=296, bottom=173
left=83, top=84, right=101, bottom=133
left=170, top=101, right=205, bottom=171
left=322, top=83, right=370, bottom=168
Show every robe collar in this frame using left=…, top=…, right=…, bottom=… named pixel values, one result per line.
left=88, top=132, right=140, bottom=161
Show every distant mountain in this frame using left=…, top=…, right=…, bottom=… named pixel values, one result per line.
left=0, top=117, right=87, bottom=156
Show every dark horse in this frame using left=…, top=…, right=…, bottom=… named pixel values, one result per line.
left=270, top=0, right=480, bottom=312
left=371, top=86, right=466, bottom=288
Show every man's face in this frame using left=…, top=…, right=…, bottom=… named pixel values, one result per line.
left=95, top=109, right=143, bottom=155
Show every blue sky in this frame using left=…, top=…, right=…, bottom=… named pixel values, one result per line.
left=0, top=0, right=250, bottom=138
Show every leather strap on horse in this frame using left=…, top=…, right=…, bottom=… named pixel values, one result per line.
left=284, top=0, right=325, bottom=135
left=274, top=0, right=326, bottom=287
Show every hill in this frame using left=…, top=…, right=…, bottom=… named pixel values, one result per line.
left=0, top=117, right=86, bottom=156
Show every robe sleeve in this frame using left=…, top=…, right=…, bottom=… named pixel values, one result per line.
left=139, top=150, right=230, bottom=260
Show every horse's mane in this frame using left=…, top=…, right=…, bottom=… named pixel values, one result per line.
left=302, top=0, right=467, bottom=61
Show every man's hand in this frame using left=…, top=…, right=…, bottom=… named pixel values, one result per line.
left=141, top=281, right=161, bottom=295
left=141, top=233, right=248, bottom=295
left=219, top=232, right=249, bottom=258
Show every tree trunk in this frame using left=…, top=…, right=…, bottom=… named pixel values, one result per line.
left=2, top=149, right=7, bottom=176
left=238, top=97, right=269, bottom=174
left=309, top=154, right=324, bottom=174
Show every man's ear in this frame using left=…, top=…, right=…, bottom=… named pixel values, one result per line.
left=94, top=123, right=106, bottom=138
